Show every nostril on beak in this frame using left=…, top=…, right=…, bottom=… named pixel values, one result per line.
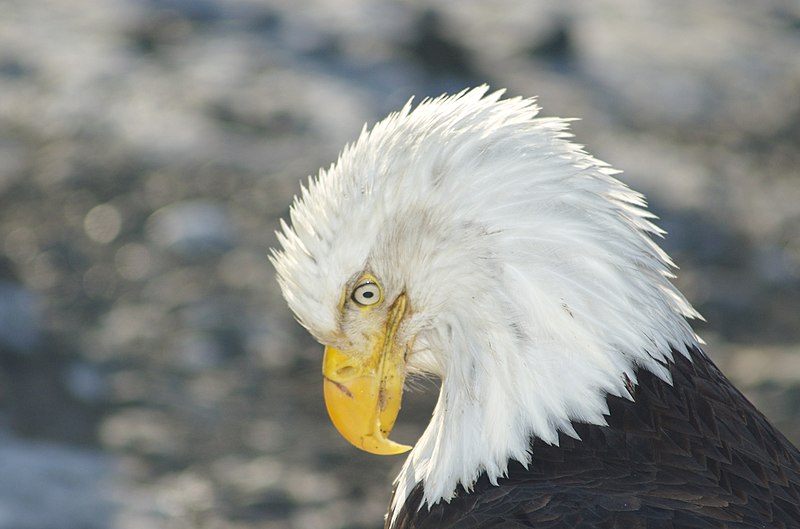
left=336, top=365, right=357, bottom=378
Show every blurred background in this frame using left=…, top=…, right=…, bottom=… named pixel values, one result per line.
left=1, top=0, right=799, bottom=528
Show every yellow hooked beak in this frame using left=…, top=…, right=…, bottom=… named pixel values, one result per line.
left=322, top=294, right=412, bottom=455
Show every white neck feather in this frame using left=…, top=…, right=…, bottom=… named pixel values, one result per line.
left=391, top=242, right=699, bottom=520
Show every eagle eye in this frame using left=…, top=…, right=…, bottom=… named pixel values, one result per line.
left=352, top=279, right=382, bottom=307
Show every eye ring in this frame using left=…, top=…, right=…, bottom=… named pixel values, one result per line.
left=351, top=279, right=382, bottom=307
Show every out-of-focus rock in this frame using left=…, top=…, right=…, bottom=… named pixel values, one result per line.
left=0, top=258, right=40, bottom=355
left=0, top=428, right=115, bottom=529
left=146, top=200, right=234, bottom=258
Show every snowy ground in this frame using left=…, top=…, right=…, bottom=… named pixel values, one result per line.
left=1, top=1, right=799, bottom=528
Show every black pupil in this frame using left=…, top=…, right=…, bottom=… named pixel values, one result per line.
left=362, top=290, right=374, bottom=299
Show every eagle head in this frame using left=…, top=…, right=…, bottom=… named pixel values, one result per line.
left=270, top=86, right=700, bottom=507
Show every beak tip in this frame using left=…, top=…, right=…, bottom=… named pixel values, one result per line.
left=358, top=437, right=412, bottom=455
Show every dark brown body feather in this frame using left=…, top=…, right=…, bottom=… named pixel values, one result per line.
left=387, top=346, right=800, bottom=528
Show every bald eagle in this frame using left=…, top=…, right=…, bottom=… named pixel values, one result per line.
left=271, top=87, right=800, bottom=528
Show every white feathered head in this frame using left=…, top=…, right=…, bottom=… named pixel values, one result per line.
left=271, top=86, right=700, bottom=507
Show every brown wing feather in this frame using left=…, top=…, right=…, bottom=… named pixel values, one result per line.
left=387, top=346, right=800, bottom=528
